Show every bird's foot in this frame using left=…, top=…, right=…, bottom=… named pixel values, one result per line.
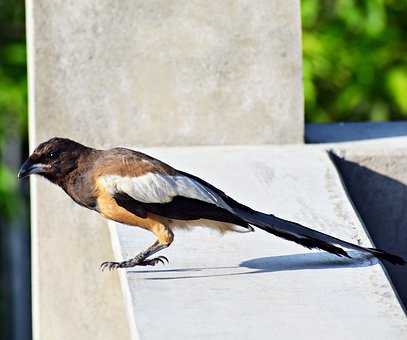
left=100, top=256, right=169, bottom=271
left=138, top=256, right=169, bottom=267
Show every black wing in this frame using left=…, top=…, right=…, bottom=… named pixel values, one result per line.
left=113, top=191, right=251, bottom=227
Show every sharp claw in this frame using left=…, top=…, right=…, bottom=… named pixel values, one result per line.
left=100, top=261, right=121, bottom=271
left=100, top=256, right=169, bottom=270
left=160, top=256, right=169, bottom=263
left=147, top=256, right=169, bottom=266
left=100, top=262, right=109, bottom=271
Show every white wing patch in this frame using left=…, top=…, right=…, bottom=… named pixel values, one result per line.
left=98, top=173, right=232, bottom=211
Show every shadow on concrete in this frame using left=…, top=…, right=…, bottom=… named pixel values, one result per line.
left=131, top=251, right=376, bottom=280
left=240, top=251, right=375, bottom=271
left=329, top=152, right=407, bottom=311
left=129, top=266, right=235, bottom=274
left=305, top=122, right=407, bottom=143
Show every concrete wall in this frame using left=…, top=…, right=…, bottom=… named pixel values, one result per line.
left=26, top=1, right=303, bottom=339
left=27, top=0, right=303, bottom=148
left=330, top=145, right=407, bottom=311
left=306, top=124, right=407, bottom=311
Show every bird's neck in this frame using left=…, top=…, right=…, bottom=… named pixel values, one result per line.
left=53, top=147, right=97, bottom=186
left=56, top=149, right=101, bottom=209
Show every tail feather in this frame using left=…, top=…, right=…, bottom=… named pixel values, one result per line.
left=234, top=207, right=406, bottom=265
left=367, top=248, right=406, bottom=265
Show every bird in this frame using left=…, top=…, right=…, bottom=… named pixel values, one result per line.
left=18, top=137, right=405, bottom=270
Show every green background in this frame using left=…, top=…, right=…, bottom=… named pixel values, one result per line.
left=302, top=0, right=407, bottom=122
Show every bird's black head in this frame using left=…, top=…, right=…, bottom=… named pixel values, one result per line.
left=18, top=137, right=89, bottom=183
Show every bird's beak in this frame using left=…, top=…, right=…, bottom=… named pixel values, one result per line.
left=18, top=158, right=47, bottom=179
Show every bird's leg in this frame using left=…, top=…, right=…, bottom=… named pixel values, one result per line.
left=100, top=241, right=167, bottom=271
left=101, top=223, right=174, bottom=271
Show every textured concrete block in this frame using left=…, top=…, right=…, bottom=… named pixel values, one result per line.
left=30, top=179, right=131, bottom=340
left=329, top=137, right=407, bottom=311
left=28, top=0, right=303, bottom=147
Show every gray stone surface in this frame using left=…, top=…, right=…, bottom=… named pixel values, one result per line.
left=329, top=138, right=407, bottom=311
left=306, top=123, right=407, bottom=309
left=28, top=0, right=303, bottom=147
left=110, top=145, right=406, bottom=340
left=26, top=1, right=303, bottom=339
left=29, top=178, right=131, bottom=340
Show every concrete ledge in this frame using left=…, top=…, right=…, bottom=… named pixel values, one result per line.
left=108, top=145, right=406, bottom=340
left=327, top=138, right=407, bottom=312
left=307, top=122, right=407, bottom=310
left=306, top=122, right=407, bottom=143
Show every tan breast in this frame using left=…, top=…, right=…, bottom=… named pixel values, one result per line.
left=95, top=178, right=161, bottom=230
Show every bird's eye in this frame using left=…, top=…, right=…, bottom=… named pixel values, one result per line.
left=48, top=151, right=57, bottom=159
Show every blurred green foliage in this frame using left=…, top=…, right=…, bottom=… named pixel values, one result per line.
left=0, top=0, right=27, bottom=221
left=302, top=0, right=407, bottom=122
left=0, top=0, right=27, bottom=336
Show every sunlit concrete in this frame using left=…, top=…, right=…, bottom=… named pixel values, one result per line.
left=27, top=0, right=303, bottom=148
left=110, top=145, right=406, bottom=340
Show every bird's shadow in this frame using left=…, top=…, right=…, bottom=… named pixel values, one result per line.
left=127, top=251, right=377, bottom=280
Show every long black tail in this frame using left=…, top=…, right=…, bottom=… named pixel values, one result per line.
left=234, top=207, right=405, bottom=265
